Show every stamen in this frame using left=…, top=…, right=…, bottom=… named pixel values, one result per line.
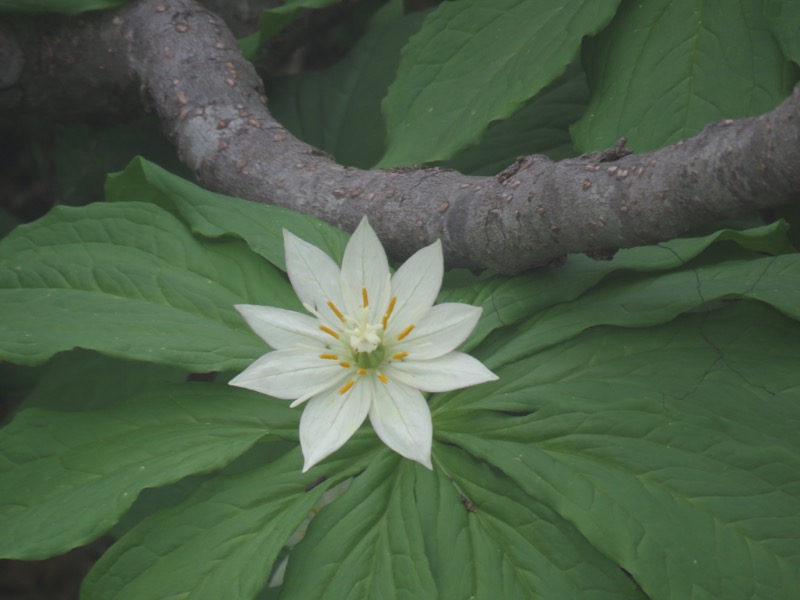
left=357, top=368, right=367, bottom=375
left=396, top=324, right=415, bottom=341
left=327, top=300, right=346, bottom=322
left=339, top=361, right=351, bottom=368
left=338, top=380, right=355, bottom=395
left=320, top=353, right=339, bottom=360
left=391, top=352, right=408, bottom=360
left=319, top=325, right=340, bottom=339
left=382, top=296, right=397, bottom=329
left=361, top=287, right=369, bottom=308
left=378, top=373, right=389, bottom=384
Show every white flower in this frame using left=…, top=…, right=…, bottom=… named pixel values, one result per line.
left=230, top=217, right=497, bottom=471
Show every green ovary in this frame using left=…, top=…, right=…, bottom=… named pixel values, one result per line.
left=354, top=346, right=386, bottom=370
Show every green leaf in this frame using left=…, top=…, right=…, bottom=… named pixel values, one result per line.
left=281, top=453, right=438, bottom=599
left=378, top=0, right=621, bottom=167
left=439, top=302, right=800, bottom=599
left=266, top=3, right=429, bottom=169
left=0, top=0, right=125, bottom=14
left=20, top=350, right=185, bottom=412
left=0, top=200, right=291, bottom=370
left=83, top=440, right=379, bottom=600
left=0, top=382, right=297, bottom=560
left=439, top=60, right=589, bottom=175
left=469, top=251, right=800, bottom=374
left=284, top=446, right=643, bottom=599
left=430, top=446, right=645, bottom=599
left=106, top=158, right=349, bottom=271
left=440, top=221, right=793, bottom=355
left=573, top=0, right=798, bottom=152
left=765, top=0, right=800, bottom=65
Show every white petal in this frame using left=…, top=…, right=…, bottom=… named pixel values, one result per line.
left=229, top=349, right=346, bottom=400
left=300, top=379, right=372, bottom=471
left=235, top=304, right=330, bottom=349
left=340, top=217, right=391, bottom=321
left=386, top=352, right=498, bottom=393
left=392, top=303, right=481, bottom=360
left=385, top=240, right=444, bottom=338
left=369, top=379, right=432, bottom=469
left=283, top=230, right=346, bottom=326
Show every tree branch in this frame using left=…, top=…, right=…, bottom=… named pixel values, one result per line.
left=2, top=0, right=799, bottom=273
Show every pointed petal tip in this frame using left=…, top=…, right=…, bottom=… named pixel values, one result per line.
left=227, top=373, right=248, bottom=388
left=233, top=303, right=255, bottom=318
left=301, top=448, right=320, bottom=473
left=416, top=454, right=433, bottom=470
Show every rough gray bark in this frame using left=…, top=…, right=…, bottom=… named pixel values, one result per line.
left=1, top=0, right=799, bottom=274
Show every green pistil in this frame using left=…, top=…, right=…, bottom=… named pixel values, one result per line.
left=354, top=346, right=385, bottom=369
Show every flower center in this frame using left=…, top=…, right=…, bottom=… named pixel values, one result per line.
left=318, top=291, right=406, bottom=381
left=348, top=315, right=382, bottom=354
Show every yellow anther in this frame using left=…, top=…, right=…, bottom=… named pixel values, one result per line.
left=319, top=325, right=340, bottom=339
left=327, top=300, right=346, bottom=322
left=338, top=380, right=355, bottom=395
left=396, top=324, right=415, bottom=341
left=357, top=368, right=367, bottom=375
left=339, top=361, right=351, bottom=368
left=378, top=373, right=389, bottom=384
left=361, top=287, right=369, bottom=308
left=391, top=352, right=408, bottom=360
left=382, top=296, right=397, bottom=329
left=320, top=353, right=339, bottom=360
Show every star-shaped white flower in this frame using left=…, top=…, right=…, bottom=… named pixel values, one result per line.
left=230, top=217, right=498, bottom=471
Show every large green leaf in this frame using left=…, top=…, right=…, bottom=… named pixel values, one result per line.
left=266, top=3, right=428, bottom=169
left=378, top=0, right=620, bottom=167
left=283, top=446, right=645, bottom=599
left=0, top=382, right=297, bottom=560
left=430, top=446, right=645, bottom=599
left=19, top=350, right=185, bottom=412
left=106, top=158, right=349, bottom=270
left=573, top=0, right=797, bottom=152
left=439, top=302, right=800, bottom=599
left=0, top=200, right=291, bottom=370
left=440, top=220, right=793, bottom=355
left=467, top=251, right=800, bottom=374
left=438, top=60, right=589, bottom=175
left=281, top=453, right=439, bottom=599
left=765, top=0, right=800, bottom=65
left=82, top=443, right=377, bottom=600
